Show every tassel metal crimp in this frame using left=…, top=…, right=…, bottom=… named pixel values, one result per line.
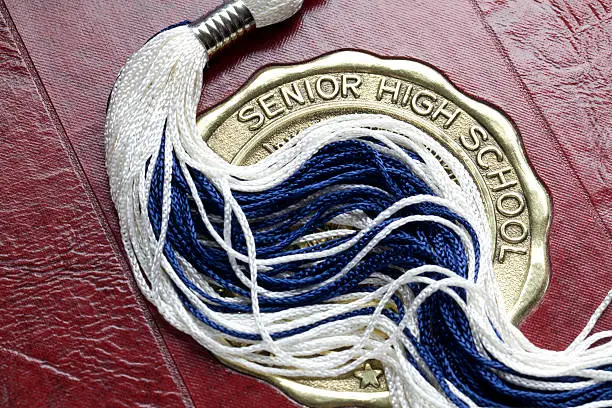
left=189, top=1, right=255, bottom=56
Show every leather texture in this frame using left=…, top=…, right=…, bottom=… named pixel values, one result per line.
left=0, top=0, right=609, bottom=407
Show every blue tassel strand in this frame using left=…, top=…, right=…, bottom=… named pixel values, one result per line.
left=146, top=137, right=611, bottom=408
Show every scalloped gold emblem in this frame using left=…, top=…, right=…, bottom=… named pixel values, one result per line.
left=196, top=51, right=551, bottom=408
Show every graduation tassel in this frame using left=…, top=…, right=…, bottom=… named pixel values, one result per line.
left=105, top=1, right=612, bottom=407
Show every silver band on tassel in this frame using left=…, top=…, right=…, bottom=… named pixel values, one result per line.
left=189, top=1, right=255, bottom=56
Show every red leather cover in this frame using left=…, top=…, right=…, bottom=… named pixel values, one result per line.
left=0, top=1, right=609, bottom=407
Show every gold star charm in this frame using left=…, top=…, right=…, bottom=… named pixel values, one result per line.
left=354, top=363, right=383, bottom=389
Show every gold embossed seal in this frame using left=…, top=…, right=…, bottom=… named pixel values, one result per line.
left=196, top=51, right=551, bottom=408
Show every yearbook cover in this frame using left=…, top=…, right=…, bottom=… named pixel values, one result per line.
left=0, top=1, right=609, bottom=407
